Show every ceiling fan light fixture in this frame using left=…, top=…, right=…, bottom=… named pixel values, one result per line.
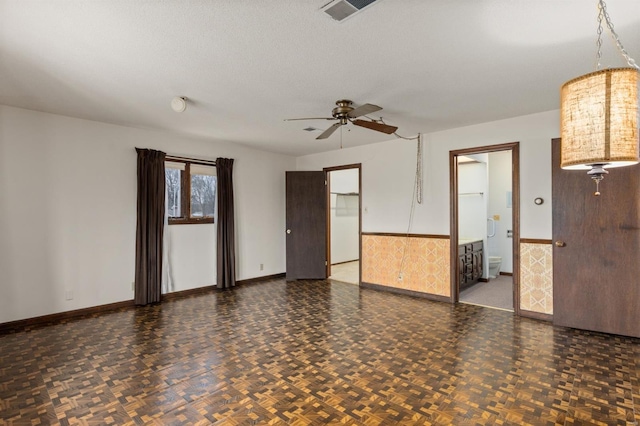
left=559, top=0, right=639, bottom=196
left=284, top=99, right=396, bottom=140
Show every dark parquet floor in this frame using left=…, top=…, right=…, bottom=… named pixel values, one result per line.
left=1, top=278, right=639, bottom=425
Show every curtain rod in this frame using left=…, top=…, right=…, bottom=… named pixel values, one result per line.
left=135, top=148, right=216, bottom=166
left=165, top=154, right=216, bottom=166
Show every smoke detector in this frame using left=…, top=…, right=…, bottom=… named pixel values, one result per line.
left=321, top=0, right=382, bottom=22
left=171, top=96, right=187, bottom=113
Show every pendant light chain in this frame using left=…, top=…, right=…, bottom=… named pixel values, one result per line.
left=415, top=134, right=423, bottom=205
left=397, top=134, right=423, bottom=280
left=596, top=0, right=639, bottom=70
left=595, top=2, right=603, bottom=69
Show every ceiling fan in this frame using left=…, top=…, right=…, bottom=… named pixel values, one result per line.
left=285, top=99, right=398, bottom=140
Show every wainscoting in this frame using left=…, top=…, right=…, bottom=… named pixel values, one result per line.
left=519, top=240, right=553, bottom=316
left=362, top=233, right=450, bottom=298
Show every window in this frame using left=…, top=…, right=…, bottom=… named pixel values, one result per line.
left=165, top=161, right=217, bottom=224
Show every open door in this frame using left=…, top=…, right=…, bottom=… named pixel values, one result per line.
left=286, top=171, right=327, bottom=280
left=325, top=164, right=362, bottom=285
left=552, top=139, right=640, bottom=338
left=450, top=142, right=520, bottom=312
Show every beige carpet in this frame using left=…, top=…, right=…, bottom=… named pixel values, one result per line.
left=460, top=275, right=513, bottom=311
left=329, top=260, right=359, bottom=284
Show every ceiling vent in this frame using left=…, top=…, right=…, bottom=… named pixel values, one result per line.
left=321, top=0, right=380, bottom=22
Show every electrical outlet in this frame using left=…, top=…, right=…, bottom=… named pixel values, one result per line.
left=507, top=230, right=513, bottom=238
left=65, top=290, right=73, bottom=300
left=260, top=264, right=264, bottom=271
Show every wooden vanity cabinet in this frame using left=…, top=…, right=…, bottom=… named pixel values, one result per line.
left=458, top=240, right=483, bottom=290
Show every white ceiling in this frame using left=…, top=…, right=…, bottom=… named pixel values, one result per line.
left=1, top=0, right=639, bottom=156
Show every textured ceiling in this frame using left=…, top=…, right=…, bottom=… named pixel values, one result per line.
left=1, top=0, right=639, bottom=156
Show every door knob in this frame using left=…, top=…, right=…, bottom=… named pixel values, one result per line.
left=555, top=241, right=566, bottom=247
left=286, top=229, right=291, bottom=234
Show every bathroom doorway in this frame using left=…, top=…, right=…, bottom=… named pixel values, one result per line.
left=325, top=164, right=361, bottom=285
left=449, top=143, right=520, bottom=313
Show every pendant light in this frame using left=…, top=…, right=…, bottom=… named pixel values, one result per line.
left=560, top=0, right=639, bottom=196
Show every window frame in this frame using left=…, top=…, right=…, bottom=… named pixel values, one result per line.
left=166, top=160, right=216, bottom=225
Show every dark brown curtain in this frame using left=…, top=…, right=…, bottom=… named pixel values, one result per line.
left=135, top=148, right=166, bottom=305
left=216, top=158, right=236, bottom=289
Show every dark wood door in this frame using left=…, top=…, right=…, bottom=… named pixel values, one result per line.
left=552, top=138, right=640, bottom=337
left=286, top=171, right=327, bottom=280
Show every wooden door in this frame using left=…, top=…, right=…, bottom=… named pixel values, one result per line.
left=552, top=138, right=640, bottom=337
left=286, top=171, right=327, bottom=280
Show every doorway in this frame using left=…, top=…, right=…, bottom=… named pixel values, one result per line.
left=450, top=143, right=520, bottom=313
left=325, top=164, right=361, bottom=285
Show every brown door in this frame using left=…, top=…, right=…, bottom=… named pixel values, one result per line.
left=552, top=138, right=640, bottom=337
left=286, top=171, right=327, bottom=280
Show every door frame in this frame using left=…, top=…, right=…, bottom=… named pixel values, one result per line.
left=323, top=163, right=362, bottom=283
left=449, top=142, right=520, bottom=314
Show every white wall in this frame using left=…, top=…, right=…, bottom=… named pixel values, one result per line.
left=458, top=161, right=488, bottom=242
left=0, top=106, right=558, bottom=323
left=329, top=168, right=359, bottom=264
left=297, top=110, right=557, bottom=240
left=458, top=160, right=489, bottom=278
left=488, top=150, right=513, bottom=273
left=0, top=105, right=295, bottom=323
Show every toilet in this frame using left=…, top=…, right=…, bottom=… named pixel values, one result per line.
left=488, top=256, right=502, bottom=279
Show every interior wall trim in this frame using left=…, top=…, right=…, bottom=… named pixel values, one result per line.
left=519, top=309, right=553, bottom=322
left=0, top=300, right=136, bottom=335
left=361, top=281, right=451, bottom=303
left=323, top=163, right=362, bottom=172
left=520, top=238, right=553, bottom=244
left=361, top=232, right=450, bottom=239
left=236, top=273, right=286, bottom=285
left=0, top=273, right=286, bottom=335
left=331, top=260, right=359, bottom=266
left=163, top=273, right=286, bottom=301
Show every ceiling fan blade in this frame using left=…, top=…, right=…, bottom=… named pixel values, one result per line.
left=284, top=117, right=335, bottom=121
left=348, top=103, right=382, bottom=118
left=352, top=119, right=398, bottom=135
left=316, top=123, right=341, bottom=140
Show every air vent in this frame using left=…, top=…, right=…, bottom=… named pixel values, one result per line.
left=321, top=0, right=381, bottom=22
left=346, top=0, right=379, bottom=9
